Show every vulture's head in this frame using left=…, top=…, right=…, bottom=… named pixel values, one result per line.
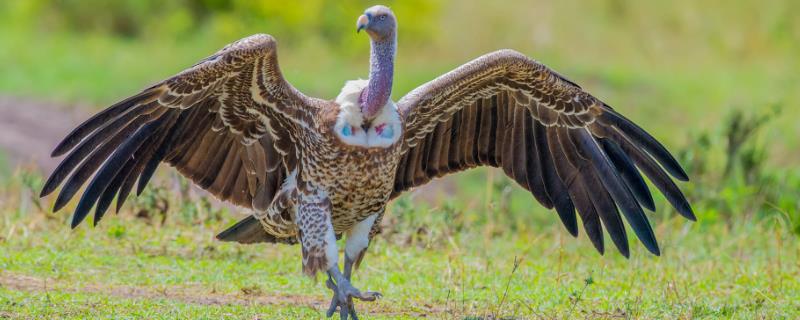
left=357, top=5, right=397, bottom=41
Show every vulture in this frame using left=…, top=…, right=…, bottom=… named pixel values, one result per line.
left=41, top=5, right=694, bottom=319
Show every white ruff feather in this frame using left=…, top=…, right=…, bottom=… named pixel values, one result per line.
left=334, top=80, right=402, bottom=148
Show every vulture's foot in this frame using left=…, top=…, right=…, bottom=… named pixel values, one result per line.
left=325, top=268, right=381, bottom=320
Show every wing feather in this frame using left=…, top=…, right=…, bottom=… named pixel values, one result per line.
left=508, top=104, right=529, bottom=189
left=582, top=169, right=629, bottom=256
left=461, top=103, right=479, bottom=167
left=42, top=34, right=316, bottom=232
left=599, top=138, right=655, bottom=211
left=476, top=99, right=493, bottom=164
left=536, top=122, right=578, bottom=236
left=571, top=129, right=659, bottom=255
left=94, top=155, right=136, bottom=224
left=523, top=113, right=552, bottom=208
left=393, top=49, right=693, bottom=255
left=599, top=110, right=689, bottom=181
left=71, top=111, right=172, bottom=228
left=447, top=106, right=464, bottom=170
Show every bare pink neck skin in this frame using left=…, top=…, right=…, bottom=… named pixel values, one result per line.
left=360, top=33, right=395, bottom=120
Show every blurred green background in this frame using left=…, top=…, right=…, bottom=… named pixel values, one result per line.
left=1, top=0, right=798, bottom=224
left=1, top=1, right=799, bottom=318
left=2, top=0, right=799, bottom=158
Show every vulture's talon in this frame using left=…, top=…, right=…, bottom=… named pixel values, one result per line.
left=354, top=291, right=381, bottom=301
left=326, top=277, right=378, bottom=320
left=326, top=277, right=337, bottom=291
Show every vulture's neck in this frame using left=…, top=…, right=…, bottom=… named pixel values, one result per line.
left=361, top=34, right=396, bottom=120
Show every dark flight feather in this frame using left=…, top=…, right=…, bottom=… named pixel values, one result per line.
left=571, top=129, right=659, bottom=255
left=71, top=115, right=168, bottom=228
left=600, top=109, right=689, bottom=181
left=43, top=35, right=307, bottom=245
left=395, top=49, right=692, bottom=256
left=50, top=90, right=161, bottom=157
left=600, top=138, right=655, bottom=211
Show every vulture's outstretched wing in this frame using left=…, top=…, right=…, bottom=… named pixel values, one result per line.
left=395, top=50, right=693, bottom=257
left=41, top=34, right=316, bottom=231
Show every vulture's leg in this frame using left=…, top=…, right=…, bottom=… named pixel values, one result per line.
left=296, top=188, right=337, bottom=276
left=344, top=213, right=379, bottom=280
left=296, top=190, right=376, bottom=319
left=326, top=213, right=382, bottom=319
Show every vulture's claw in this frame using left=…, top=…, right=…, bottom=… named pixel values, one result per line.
left=325, top=275, right=381, bottom=319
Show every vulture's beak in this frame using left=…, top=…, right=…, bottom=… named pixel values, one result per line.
left=356, top=14, right=369, bottom=33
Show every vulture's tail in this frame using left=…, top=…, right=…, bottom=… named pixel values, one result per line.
left=216, top=216, right=297, bottom=244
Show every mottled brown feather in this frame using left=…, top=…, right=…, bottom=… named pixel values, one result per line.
left=393, top=49, right=692, bottom=256
left=44, top=34, right=316, bottom=237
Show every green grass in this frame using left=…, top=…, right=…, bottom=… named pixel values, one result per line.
left=1, top=170, right=798, bottom=319
left=1, top=1, right=799, bottom=318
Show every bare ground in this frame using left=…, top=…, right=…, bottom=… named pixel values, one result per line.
left=0, top=272, right=437, bottom=317
left=0, top=96, right=88, bottom=172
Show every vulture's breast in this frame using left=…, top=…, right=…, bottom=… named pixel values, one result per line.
left=296, top=80, right=406, bottom=233
left=301, top=133, right=402, bottom=234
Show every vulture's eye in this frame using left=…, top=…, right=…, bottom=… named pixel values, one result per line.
left=379, top=15, right=387, bottom=21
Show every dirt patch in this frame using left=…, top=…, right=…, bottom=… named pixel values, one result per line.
left=0, top=96, right=89, bottom=172
left=0, top=272, right=316, bottom=306
left=0, top=272, right=439, bottom=317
